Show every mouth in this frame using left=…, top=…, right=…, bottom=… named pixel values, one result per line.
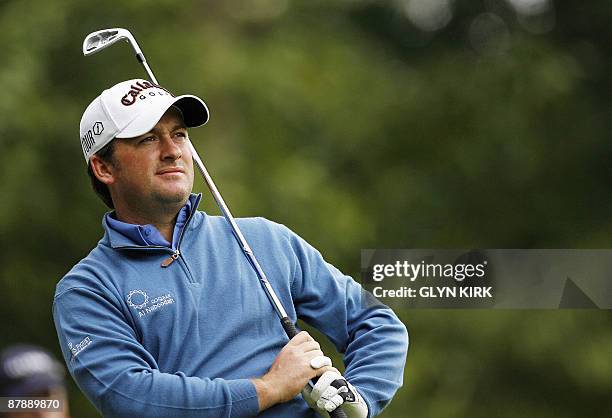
left=156, top=167, right=185, bottom=176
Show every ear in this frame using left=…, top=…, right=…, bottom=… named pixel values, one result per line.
left=90, top=155, right=116, bottom=185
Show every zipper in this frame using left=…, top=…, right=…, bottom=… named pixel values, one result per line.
left=114, top=195, right=200, bottom=269
left=175, top=204, right=198, bottom=249
left=161, top=249, right=180, bottom=267
left=159, top=201, right=198, bottom=268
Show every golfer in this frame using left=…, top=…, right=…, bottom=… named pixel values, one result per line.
left=53, top=79, right=408, bottom=417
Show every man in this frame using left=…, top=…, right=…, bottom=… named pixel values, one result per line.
left=53, top=79, right=408, bottom=417
left=0, top=344, right=70, bottom=418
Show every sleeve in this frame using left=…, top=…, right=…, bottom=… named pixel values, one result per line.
left=282, top=227, right=409, bottom=418
left=53, top=285, right=259, bottom=418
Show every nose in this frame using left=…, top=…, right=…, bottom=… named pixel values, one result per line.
left=159, top=134, right=182, bottom=161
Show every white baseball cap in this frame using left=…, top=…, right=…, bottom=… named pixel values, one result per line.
left=79, top=79, right=209, bottom=162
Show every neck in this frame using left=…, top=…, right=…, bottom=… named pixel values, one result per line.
left=113, top=200, right=185, bottom=243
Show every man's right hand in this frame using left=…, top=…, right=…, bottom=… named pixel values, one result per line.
left=252, top=331, right=333, bottom=412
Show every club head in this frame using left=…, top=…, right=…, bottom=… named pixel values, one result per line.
left=82, top=28, right=137, bottom=56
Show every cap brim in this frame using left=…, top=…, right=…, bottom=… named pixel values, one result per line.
left=116, top=94, right=209, bottom=139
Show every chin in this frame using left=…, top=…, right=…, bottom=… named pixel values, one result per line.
left=154, top=187, right=191, bottom=205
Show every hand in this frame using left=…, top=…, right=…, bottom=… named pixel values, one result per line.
left=252, top=331, right=333, bottom=411
left=302, top=370, right=368, bottom=418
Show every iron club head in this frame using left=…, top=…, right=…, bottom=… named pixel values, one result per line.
left=82, top=27, right=156, bottom=82
left=82, top=28, right=140, bottom=56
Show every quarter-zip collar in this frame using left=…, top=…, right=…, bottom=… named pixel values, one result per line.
left=103, top=193, right=203, bottom=250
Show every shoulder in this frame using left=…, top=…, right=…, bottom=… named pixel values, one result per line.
left=196, top=211, right=294, bottom=240
left=237, top=216, right=292, bottom=236
left=194, top=213, right=311, bottom=264
left=54, top=240, right=117, bottom=300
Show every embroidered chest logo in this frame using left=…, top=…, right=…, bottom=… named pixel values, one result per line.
left=126, top=289, right=175, bottom=318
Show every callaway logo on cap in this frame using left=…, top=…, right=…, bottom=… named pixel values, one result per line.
left=79, top=79, right=209, bottom=161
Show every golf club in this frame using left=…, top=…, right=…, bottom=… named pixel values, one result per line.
left=83, top=28, right=348, bottom=418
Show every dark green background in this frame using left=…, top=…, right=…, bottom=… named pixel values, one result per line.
left=1, top=0, right=610, bottom=416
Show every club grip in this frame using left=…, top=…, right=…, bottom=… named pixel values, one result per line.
left=330, top=408, right=348, bottom=418
left=281, top=316, right=299, bottom=338
left=280, top=318, right=348, bottom=418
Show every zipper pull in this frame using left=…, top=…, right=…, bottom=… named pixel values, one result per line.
left=161, top=250, right=180, bottom=268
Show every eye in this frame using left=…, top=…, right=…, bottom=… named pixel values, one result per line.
left=174, top=131, right=188, bottom=139
left=140, top=136, right=156, bottom=143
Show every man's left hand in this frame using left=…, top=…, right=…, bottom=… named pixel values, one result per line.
left=302, top=370, right=368, bottom=418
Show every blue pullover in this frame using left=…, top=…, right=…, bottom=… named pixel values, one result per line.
left=53, top=194, right=408, bottom=417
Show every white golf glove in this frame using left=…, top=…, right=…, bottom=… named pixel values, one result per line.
left=302, top=370, right=368, bottom=418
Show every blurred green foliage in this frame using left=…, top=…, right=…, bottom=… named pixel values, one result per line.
left=0, top=0, right=610, bottom=416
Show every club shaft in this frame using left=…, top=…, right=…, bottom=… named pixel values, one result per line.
left=132, top=41, right=292, bottom=326
left=135, top=52, right=158, bottom=85
left=189, top=143, right=289, bottom=320
left=131, top=45, right=288, bottom=318
left=124, top=37, right=292, bottom=324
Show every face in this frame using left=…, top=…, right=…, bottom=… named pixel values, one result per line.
left=93, top=107, right=194, bottom=215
